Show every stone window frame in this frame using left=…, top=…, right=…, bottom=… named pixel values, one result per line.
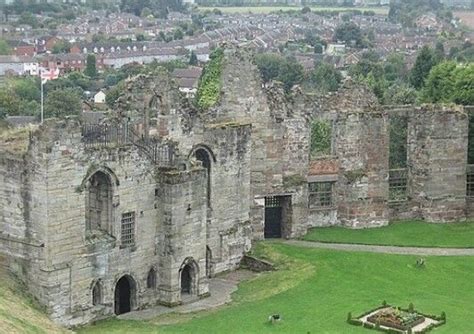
left=189, top=144, right=216, bottom=209
left=91, top=280, right=103, bottom=306
left=307, top=175, right=337, bottom=210
left=146, top=267, right=157, bottom=290
left=82, top=167, right=120, bottom=237
left=310, top=118, right=336, bottom=160
left=121, top=211, right=136, bottom=248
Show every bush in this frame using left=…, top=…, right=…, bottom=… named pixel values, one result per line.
left=408, top=303, right=414, bottom=313
left=347, top=318, right=363, bottom=326
left=363, top=322, right=375, bottom=329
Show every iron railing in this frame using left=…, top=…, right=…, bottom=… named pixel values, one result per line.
left=81, top=123, right=175, bottom=166
left=389, top=168, right=408, bottom=202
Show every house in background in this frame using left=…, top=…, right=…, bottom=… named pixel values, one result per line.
left=94, top=90, right=106, bottom=104
left=172, top=66, right=202, bottom=98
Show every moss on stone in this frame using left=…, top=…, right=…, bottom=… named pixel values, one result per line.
left=344, top=169, right=367, bottom=183
left=283, top=174, right=307, bottom=188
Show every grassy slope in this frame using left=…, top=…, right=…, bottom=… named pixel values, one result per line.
left=79, top=242, right=474, bottom=333
left=303, top=220, right=474, bottom=248
left=0, top=270, right=69, bottom=334
left=197, top=6, right=389, bottom=15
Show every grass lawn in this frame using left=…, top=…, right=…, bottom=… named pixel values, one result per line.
left=303, top=220, right=474, bottom=248
left=0, top=269, right=67, bottom=334
left=79, top=242, right=474, bottom=333
left=197, top=6, right=389, bottom=15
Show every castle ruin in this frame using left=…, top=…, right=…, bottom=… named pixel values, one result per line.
left=0, top=48, right=472, bottom=326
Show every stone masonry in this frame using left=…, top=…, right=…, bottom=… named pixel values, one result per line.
left=0, top=48, right=473, bottom=327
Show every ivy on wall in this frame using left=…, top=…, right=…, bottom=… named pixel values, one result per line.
left=196, top=48, right=224, bottom=110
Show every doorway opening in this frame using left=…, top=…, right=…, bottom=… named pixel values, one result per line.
left=114, top=275, right=136, bottom=315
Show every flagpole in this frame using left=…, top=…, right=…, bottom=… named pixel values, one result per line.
left=40, top=77, right=44, bottom=124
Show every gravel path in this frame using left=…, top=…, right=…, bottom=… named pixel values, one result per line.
left=284, top=240, right=474, bottom=256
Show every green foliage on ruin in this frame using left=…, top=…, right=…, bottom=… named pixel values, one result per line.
left=195, top=48, right=224, bottom=110
left=310, top=120, right=332, bottom=158
left=389, top=115, right=408, bottom=169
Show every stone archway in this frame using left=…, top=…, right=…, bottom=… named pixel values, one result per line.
left=114, top=275, right=137, bottom=315
left=181, top=264, right=192, bottom=294
left=179, top=258, right=199, bottom=297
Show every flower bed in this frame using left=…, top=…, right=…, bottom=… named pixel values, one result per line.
left=347, top=302, right=446, bottom=333
left=367, top=307, right=424, bottom=330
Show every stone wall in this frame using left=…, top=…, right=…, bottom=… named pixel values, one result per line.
left=2, top=48, right=474, bottom=328
left=156, top=168, right=209, bottom=306
left=408, top=106, right=468, bottom=222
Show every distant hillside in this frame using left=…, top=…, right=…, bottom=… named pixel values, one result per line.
left=0, top=257, right=69, bottom=334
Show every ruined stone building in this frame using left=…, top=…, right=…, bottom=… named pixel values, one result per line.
left=0, top=48, right=473, bottom=326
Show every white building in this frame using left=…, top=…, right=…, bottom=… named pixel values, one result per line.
left=94, top=91, right=106, bottom=104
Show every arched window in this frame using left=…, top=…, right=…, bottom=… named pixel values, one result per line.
left=195, top=148, right=212, bottom=207
left=146, top=268, right=156, bottom=289
left=92, top=280, right=103, bottom=306
left=85, top=171, right=113, bottom=232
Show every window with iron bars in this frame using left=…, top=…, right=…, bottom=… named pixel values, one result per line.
left=308, top=182, right=334, bottom=209
left=389, top=168, right=408, bottom=202
left=121, top=212, right=135, bottom=247
left=467, top=166, right=474, bottom=197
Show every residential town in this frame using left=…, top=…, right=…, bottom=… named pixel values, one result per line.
left=0, top=0, right=471, bottom=127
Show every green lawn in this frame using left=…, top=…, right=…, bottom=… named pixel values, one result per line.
left=303, top=220, right=474, bottom=248
left=79, top=242, right=474, bottom=333
left=0, top=270, right=68, bottom=334
left=197, top=6, right=389, bottom=15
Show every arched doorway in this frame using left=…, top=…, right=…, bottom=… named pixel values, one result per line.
left=114, top=275, right=136, bottom=315
left=181, top=264, right=192, bottom=294
left=179, top=258, right=199, bottom=297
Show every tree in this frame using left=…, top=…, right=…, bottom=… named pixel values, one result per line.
left=255, top=54, right=282, bottom=83
left=9, top=77, right=40, bottom=102
left=421, top=61, right=457, bottom=103
left=0, top=90, right=20, bottom=116
left=384, top=53, right=407, bottom=82
left=255, top=54, right=303, bottom=92
left=301, top=6, right=311, bottom=14
left=278, top=57, right=304, bottom=92
left=85, top=54, right=97, bottom=78
left=189, top=51, right=198, bottom=65
left=106, top=81, right=126, bottom=107
left=453, top=64, right=474, bottom=105
left=0, top=39, right=11, bottom=55
left=307, top=62, right=342, bottom=93
left=173, top=28, right=184, bottom=40
left=410, top=45, right=438, bottom=89
left=434, top=41, right=445, bottom=62
left=52, top=40, right=71, bottom=54
left=334, top=22, right=364, bottom=48
left=383, top=83, right=418, bottom=105
left=18, top=12, right=39, bottom=28
left=44, top=88, right=82, bottom=119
